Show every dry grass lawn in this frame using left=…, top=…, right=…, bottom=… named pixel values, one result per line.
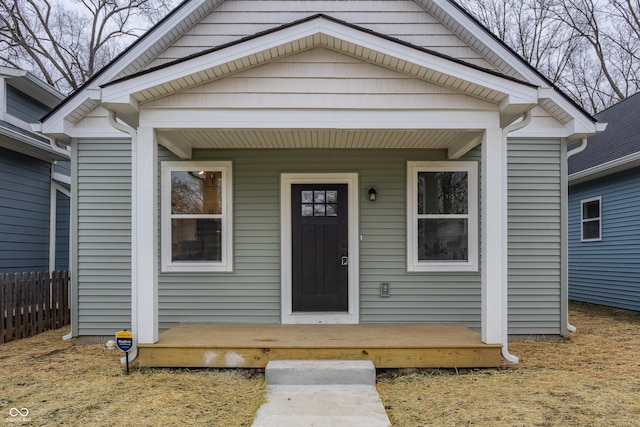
left=378, top=302, right=640, bottom=426
left=1, top=301, right=639, bottom=426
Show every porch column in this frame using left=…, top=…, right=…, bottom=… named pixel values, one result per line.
left=133, top=126, right=158, bottom=344
left=481, top=127, right=506, bottom=344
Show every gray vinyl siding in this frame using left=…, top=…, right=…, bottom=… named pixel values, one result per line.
left=76, top=138, right=132, bottom=336
left=150, top=0, right=495, bottom=71
left=158, top=148, right=483, bottom=331
left=508, top=138, right=564, bottom=335
left=0, top=146, right=51, bottom=272
left=568, top=168, right=640, bottom=311
left=6, top=85, right=50, bottom=123
left=76, top=143, right=564, bottom=335
left=55, top=190, right=70, bottom=270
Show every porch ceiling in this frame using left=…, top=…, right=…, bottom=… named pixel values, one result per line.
left=156, top=128, right=483, bottom=152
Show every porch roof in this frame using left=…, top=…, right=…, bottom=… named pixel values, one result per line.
left=100, top=14, right=539, bottom=130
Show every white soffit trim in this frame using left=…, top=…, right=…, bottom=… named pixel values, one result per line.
left=569, top=152, right=640, bottom=185
left=101, top=16, right=538, bottom=113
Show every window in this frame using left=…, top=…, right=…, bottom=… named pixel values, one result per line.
left=581, top=197, right=601, bottom=242
left=407, top=161, right=478, bottom=272
left=161, top=161, right=233, bottom=272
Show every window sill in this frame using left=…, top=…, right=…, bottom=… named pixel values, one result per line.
left=162, top=262, right=233, bottom=273
left=408, top=261, right=478, bottom=273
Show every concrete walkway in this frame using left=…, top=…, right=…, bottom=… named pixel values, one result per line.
left=252, top=360, right=391, bottom=427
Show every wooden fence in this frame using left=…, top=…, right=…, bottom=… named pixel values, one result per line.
left=1, top=271, right=70, bottom=343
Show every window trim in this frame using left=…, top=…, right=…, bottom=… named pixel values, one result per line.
left=407, top=161, right=478, bottom=272
left=580, top=196, right=602, bottom=242
left=161, top=161, right=233, bottom=272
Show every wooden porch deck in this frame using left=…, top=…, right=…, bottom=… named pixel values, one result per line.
left=137, top=324, right=503, bottom=368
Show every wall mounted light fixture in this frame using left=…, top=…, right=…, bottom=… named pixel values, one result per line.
left=368, top=187, right=378, bottom=201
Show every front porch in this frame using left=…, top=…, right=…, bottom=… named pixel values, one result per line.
left=137, top=323, right=503, bottom=368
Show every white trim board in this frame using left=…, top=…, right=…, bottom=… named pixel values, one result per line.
left=280, top=173, right=360, bottom=324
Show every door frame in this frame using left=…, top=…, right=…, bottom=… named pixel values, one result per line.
left=280, top=173, right=360, bottom=324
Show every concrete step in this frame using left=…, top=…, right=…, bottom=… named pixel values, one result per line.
left=265, top=359, right=376, bottom=385
left=252, top=384, right=390, bottom=427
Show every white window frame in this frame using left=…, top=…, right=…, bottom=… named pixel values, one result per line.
left=581, top=196, right=602, bottom=242
left=407, top=161, right=478, bottom=272
left=161, top=161, right=233, bottom=272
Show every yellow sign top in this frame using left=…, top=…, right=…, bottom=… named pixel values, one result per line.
left=115, top=330, right=133, bottom=340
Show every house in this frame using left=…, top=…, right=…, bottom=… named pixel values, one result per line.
left=40, top=0, right=603, bottom=367
left=0, top=67, right=69, bottom=274
left=568, top=92, right=640, bottom=311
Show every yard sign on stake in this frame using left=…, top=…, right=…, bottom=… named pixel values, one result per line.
left=115, top=330, right=133, bottom=374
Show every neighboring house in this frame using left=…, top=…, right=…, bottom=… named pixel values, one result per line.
left=568, top=92, right=640, bottom=311
left=40, top=0, right=603, bottom=362
left=0, top=67, right=69, bottom=274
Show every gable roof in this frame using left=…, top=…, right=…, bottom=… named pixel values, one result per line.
left=0, top=67, right=68, bottom=161
left=40, top=0, right=598, bottom=141
left=99, top=14, right=539, bottom=125
left=568, top=92, right=640, bottom=183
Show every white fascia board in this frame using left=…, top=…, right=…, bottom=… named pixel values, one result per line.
left=41, top=114, right=77, bottom=141
left=41, top=0, right=212, bottom=132
left=569, top=152, right=640, bottom=185
left=102, top=95, right=139, bottom=116
left=141, top=108, right=500, bottom=130
left=103, top=17, right=538, bottom=108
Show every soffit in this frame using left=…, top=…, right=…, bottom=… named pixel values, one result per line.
left=156, top=128, right=482, bottom=151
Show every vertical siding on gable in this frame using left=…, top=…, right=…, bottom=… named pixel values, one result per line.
left=0, top=146, right=51, bottom=272
left=568, top=168, right=640, bottom=311
left=157, top=148, right=484, bottom=331
left=148, top=0, right=495, bottom=71
left=76, top=138, right=132, bottom=336
left=508, top=138, right=563, bottom=335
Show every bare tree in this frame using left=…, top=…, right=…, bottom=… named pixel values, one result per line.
left=459, top=0, right=640, bottom=113
left=0, top=0, right=177, bottom=94
left=459, top=0, right=581, bottom=84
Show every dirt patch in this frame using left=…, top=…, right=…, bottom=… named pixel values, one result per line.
left=1, top=302, right=639, bottom=426
left=377, top=302, right=640, bottom=426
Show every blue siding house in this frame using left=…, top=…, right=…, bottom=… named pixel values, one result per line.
left=568, top=92, right=640, bottom=311
left=0, top=67, right=69, bottom=273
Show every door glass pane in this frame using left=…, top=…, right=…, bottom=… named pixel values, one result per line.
left=418, top=172, right=468, bottom=215
left=300, top=189, right=339, bottom=217
left=171, top=171, right=222, bottom=214
left=171, top=219, right=222, bottom=261
left=302, top=204, right=314, bottom=217
left=301, top=191, right=313, bottom=203
left=418, top=219, right=468, bottom=261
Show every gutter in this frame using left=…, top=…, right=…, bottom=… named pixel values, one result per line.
left=500, top=109, right=533, bottom=364
left=107, top=110, right=139, bottom=363
left=567, top=138, right=587, bottom=159
left=564, top=137, right=589, bottom=334
left=564, top=139, right=593, bottom=334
